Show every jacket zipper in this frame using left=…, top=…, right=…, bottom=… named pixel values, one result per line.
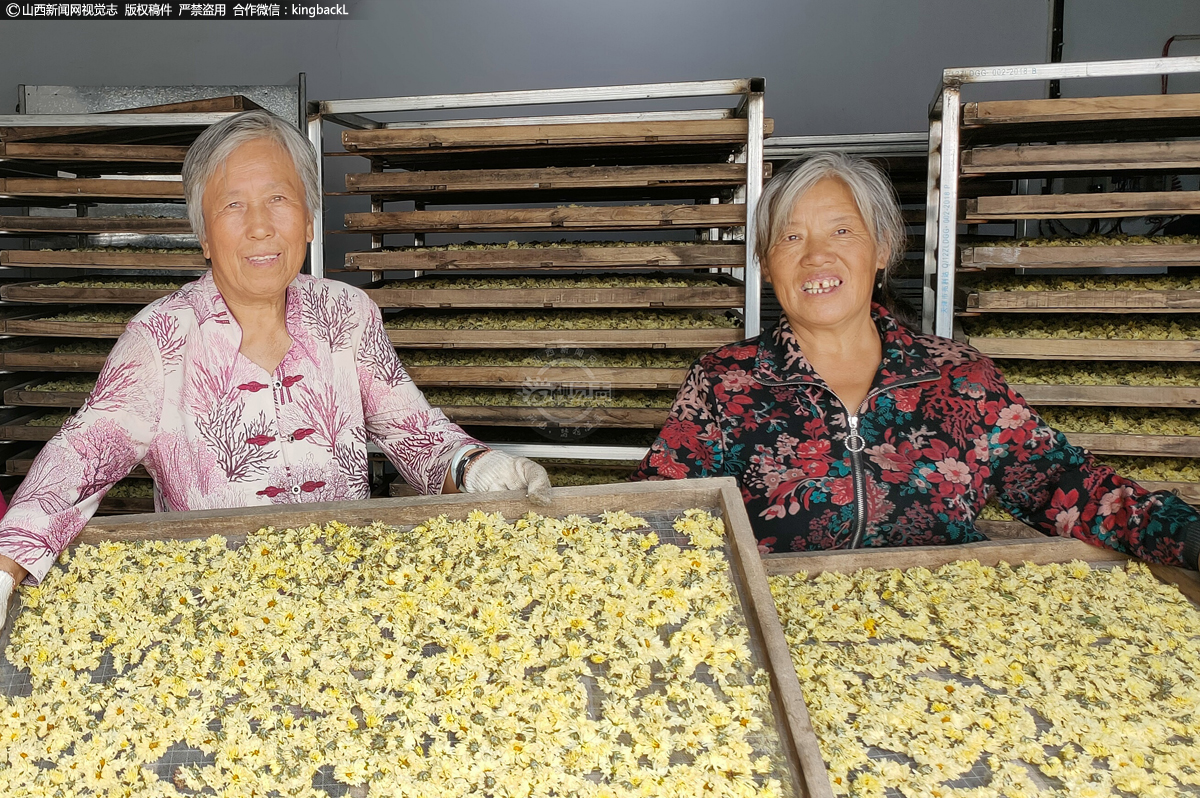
left=842, top=374, right=940, bottom=549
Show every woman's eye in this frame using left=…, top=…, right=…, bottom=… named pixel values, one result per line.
left=835, top=228, right=850, bottom=235
left=784, top=234, right=799, bottom=241
left=271, top=195, right=286, bottom=202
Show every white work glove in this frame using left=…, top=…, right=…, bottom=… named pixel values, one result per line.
left=0, top=571, right=14, bottom=635
left=463, top=450, right=552, bottom=506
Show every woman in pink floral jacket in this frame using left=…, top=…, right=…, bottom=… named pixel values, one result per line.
left=0, top=111, right=549, bottom=618
left=634, top=153, right=1200, bottom=569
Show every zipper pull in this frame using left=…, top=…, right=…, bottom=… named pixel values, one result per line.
left=846, top=414, right=866, bottom=454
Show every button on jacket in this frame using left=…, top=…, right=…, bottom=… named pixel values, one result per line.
left=0, top=271, right=480, bottom=584
left=633, top=305, right=1200, bottom=566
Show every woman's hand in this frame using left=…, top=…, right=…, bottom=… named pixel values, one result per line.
left=464, top=451, right=552, bottom=506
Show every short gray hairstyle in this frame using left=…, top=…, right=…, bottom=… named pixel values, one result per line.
left=181, top=109, right=320, bottom=243
left=754, top=151, right=906, bottom=274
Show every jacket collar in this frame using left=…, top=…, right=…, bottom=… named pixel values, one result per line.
left=751, top=303, right=941, bottom=389
left=193, top=269, right=305, bottom=340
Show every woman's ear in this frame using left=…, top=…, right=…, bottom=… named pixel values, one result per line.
left=306, top=214, right=315, bottom=245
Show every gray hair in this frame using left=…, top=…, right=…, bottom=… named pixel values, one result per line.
left=754, top=151, right=906, bottom=274
left=181, top=109, right=320, bottom=243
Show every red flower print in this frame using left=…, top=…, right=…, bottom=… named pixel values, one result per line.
left=997, top=404, right=1032, bottom=431
left=828, top=476, right=855, bottom=506
left=867, top=443, right=907, bottom=472
left=893, top=387, right=921, bottom=413
left=719, top=367, right=755, bottom=393
left=650, top=450, right=690, bottom=480
left=935, top=458, right=971, bottom=485
left=660, top=420, right=702, bottom=450
left=757, top=537, right=776, bottom=555
left=796, top=439, right=831, bottom=458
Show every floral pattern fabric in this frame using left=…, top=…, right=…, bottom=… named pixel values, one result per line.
left=0, top=272, right=480, bottom=585
left=633, top=305, right=1199, bottom=566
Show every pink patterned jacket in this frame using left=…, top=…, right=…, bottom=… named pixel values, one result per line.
left=0, top=271, right=480, bottom=584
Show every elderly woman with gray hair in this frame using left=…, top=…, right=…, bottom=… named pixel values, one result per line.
left=635, top=152, right=1200, bottom=569
left=0, top=110, right=550, bottom=625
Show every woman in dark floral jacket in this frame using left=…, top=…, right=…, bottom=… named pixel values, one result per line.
left=633, top=153, right=1200, bottom=569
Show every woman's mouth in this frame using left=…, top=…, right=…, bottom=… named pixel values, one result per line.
left=801, top=277, right=843, bottom=295
left=247, top=253, right=281, bottom=267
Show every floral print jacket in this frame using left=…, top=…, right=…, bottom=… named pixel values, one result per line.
left=0, top=272, right=480, bottom=584
left=633, top=305, right=1200, bottom=567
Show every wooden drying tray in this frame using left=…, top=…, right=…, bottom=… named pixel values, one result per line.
left=344, top=163, right=757, bottom=203
left=763, top=534, right=1199, bottom=604
left=0, top=249, right=206, bottom=270
left=341, top=118, right=772, bottom=153
left=1, top=281, right=178, bottom=304
left=1061, top=432, right=1200, bottom=458
left=0, top=410, right=70, bottom=441
left=0, top=177, right=184, bottom=201
left=0, top=216, right=191, bottom=235
left=0, top=340, right=110, bottom=372
left=407, top=365, right=689, bottom=391
left=966, top=336, right=1200, bottom=361
left=0, top=95, right=260, bottom=144
left=344, top=243, right=744, bottom=272
left=963, top=93, right=1200, bottom=127
left=4, top=379, right=90, bottom=408
left=440, top=405, right=669, bottom=428
left=0, top=141, right=189, bottom=167
left=386, top=327, right=743, bottom=349
left=343, top=205, right=745, bottom=234
left=960, top=243, right=1200, bottom=270
left=967, top=289, right=1200, bottom=312
left=71, top=477, right=821, bottom=797
left=1014, top=383, right=1200, bottom=409
left=365, top=276, right=743, bottom=310
left=5, top=313, right=131, bottom=338
left=961, top=140, right=1200, bottom=175
left=964, top=191, right=1200, bottom=221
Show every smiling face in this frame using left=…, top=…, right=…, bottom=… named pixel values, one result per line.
left=199, top=137, right=313, bottom=309
left=764, top=177, right=887, bottom=334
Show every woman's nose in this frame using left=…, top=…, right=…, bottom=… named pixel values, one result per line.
left=800, top=236, right=835, bottom=266
left=245, top=201, right=274, bottom=239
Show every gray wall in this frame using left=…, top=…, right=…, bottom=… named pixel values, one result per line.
left=1062, top=0, right=1200, bottom=96
left=0, top=0, right=1053, bottom=136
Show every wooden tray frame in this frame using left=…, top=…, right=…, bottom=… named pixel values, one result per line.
left=3, top=378, right=90, bottom=408
left=967, top=289, right=1200, bottom=312
left=5, top=316, right=131, bottom=338
left=70, top=477, right=830, bottom=798
left=0, top=177, right=185, bottom=201
left=0, top=250, right=206, bottom=270
left=345, top=243, right=745, bottom=272
left=344, top=163, right=752, bottom=197
left=0, top=216, right=191, bottom=235
left=341, top=119, right=770, bottom=153
left=0, top=410, right=67, bottom=441
left=441, top=405, right=669, bottom=428
left=760, top=534, right=1200, bottom=794
left=366, top=278, right=744, bottom=310
left=965, top=191, right=1200, bottom=221
left=966, top=336, right=1200, bottom=361
left=387, top=327, right=743, bottom=349
left=344, top=205, right=747, bottom=234
left=962, top=93, right=1200, bottom=128
left=0, top=340, right=110, bottom=372
left=406, top=365, right=689, bottom=391
left=1059, top=431, right=1200, bottom=458
left=1013, top=383, right=1200, bottom=408
left=961, top=140, right=1200, bottom=175
left=960, top=243, right=1200, bottom=270
left=1, top=281, right=179, bottom=305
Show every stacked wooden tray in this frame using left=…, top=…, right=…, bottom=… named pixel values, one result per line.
left=0, top=97, right=254, bottom=509
left=337, top=112, right=770, bottom=432
left=951, top=91, right=1200, bottom=505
